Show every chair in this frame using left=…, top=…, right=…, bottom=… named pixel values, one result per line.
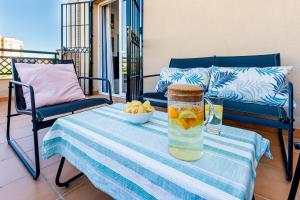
left=6, top=58, right=113, bottom=180
left=139, top=54, right=295, bottom=181
left=288, top=142, right=300, bottom=200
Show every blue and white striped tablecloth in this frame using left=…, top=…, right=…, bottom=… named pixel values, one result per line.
left=42, top=103, right=271, bottom=200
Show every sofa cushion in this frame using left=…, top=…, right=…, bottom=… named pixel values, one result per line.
left=155, top=67, right=210, bottom=93
left=206, top=66, right=292, bottom=107
left=15, top=63, right=85, bottom=109
left=32, top=98, right=108, bottom=121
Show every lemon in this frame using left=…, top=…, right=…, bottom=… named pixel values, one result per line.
left=179, top=110, right=197, bottom=119
left=205, top=104, right=223, bottom=119
left=213, top=105, right=223, bottom=119
left=205, top=104, right=210, bottom=112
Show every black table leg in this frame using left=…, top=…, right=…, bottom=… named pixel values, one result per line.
left=55, top=157, right=84, bottom=187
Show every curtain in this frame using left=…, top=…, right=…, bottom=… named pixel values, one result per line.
left=101, top=5, right=114, bottom=93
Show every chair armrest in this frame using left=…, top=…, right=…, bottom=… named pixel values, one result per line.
left=139, top=74, right=160, bottom=96
left=78, top=77, right=113, bottom=104
left=9, top=80, right=37, bottom=116
left=142, top=74, right=160, bottom=78
left=288, top=81, right=294, bottom=124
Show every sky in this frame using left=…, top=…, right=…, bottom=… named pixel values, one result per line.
left=0, top=0, right=67, bottom=51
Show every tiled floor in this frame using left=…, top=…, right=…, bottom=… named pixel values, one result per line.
left=0, top=96, right=299, bottom=200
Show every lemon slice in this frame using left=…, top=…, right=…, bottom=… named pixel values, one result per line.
left=205, top=105, right=223, bottom=119
left=214, top=105, right=223, bottom=119
left=179, top=110, right=197, bottom=119
left=213, top=105, right=223, bottom=113
left=205, top=104, right=210, bottom=112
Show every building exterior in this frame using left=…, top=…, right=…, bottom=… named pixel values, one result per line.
left=87, top=0, right=300, bottom=127
left=0, top=36, right=24, bottom=57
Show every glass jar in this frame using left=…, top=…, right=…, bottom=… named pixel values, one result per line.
left=167, top=84, right=214, bottom=161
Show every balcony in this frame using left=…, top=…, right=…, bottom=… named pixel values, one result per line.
left=0, top=0, right=300, bottom=198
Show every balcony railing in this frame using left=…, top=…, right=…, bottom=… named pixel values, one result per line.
left=0, top=48, right=59, bottom=79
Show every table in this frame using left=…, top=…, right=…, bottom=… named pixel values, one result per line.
left=43, top=103, right=272, bottom=200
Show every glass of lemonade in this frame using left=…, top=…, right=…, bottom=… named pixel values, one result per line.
left=205, top=97, right=223, bottom=135
left=167, top=84, right=214, bottom=161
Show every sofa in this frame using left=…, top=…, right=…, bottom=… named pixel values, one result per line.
left=139, top=54, right=294, bottom=180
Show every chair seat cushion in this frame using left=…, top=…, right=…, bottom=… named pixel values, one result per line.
left=29, top=98, right=108, bottom=121
left=141, top=92, right=287, bottom=120
left=223, top=100, right=287, bottom=120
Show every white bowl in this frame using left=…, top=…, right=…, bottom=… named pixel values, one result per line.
left=123, top=110, right=154, bottom=124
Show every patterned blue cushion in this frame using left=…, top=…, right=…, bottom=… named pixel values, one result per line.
left=206, top=66, right=292, bottom=107
left=155, top=67, right=210, bottom=93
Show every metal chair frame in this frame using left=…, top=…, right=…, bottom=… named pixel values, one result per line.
left=6, top=59, right=112, bottom=180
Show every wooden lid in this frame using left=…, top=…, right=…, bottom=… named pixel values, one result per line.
left=168, top=84, right=204, bottom=102
left=168, top=84, right=204, bottom=96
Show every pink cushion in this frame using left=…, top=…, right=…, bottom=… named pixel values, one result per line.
left=15, top=63, right=85, bottom=109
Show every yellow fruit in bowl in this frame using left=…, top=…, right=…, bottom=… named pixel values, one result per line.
left=124, top=100, right=154, bottom=124
left=124, top=100, right=154, bottom=114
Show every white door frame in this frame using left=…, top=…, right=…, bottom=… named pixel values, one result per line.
left=98, top=0, right=125, bottom=97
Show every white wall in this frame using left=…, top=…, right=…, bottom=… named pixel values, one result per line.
left=143, top=0, right=300, bottom=127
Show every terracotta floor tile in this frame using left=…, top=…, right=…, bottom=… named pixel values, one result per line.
left=0, top=142, right=15, bottom=161
left=25, top=147, right=60, bottom=169
left=13, top=128, right=49, bottom=152
left=0, top=175, right=58, bottom=200
left=7, top=125, right=33, bottom=140
left=260, top=142, right=299, bottom=169
left=255, top=162, right=291, bottom=199
left=254, top=193, right=271, bottom=200
left=0, top=157, right=28, bottom=187
left=62, top=178, right=112, bottom=200
left=0, top=126, right=6, bottom=144
left=42, top=159, right=87, bottom=195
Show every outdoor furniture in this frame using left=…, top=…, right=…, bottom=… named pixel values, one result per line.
left=43, top=103, right=271, bottom=200
left=139, top=53, right=295, bottom=181
left=6, top=58, right=113, bottom=180
left=288, top=142, right=300, bottom=200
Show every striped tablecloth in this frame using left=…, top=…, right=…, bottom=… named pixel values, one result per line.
left=43, top=103, right=272, bottom=200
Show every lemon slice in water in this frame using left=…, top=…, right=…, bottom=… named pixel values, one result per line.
left=205, top=105, right=223, bottom=119
left=179, top=110, right=197, bottom=119
left=213, top=105, right=223, bottom=119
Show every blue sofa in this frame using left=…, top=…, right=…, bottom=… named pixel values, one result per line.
left=139, top=54, right=294, bottom=180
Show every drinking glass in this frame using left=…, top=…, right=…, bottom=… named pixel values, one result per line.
left=205, top=97, right=223, bottom=135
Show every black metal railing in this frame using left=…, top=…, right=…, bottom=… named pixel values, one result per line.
left=0, top=48, right=59, bottom=79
